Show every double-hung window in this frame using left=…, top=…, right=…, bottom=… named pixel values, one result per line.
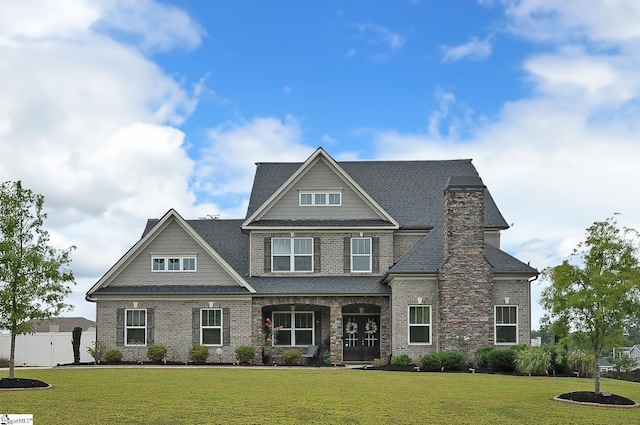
left=126, top=309, right=146, bottom=345
left=201, top=309, right=222, bottom=346
left=272, top=312, right=314, bottom=346
left=272, top=238, right=313, bottom=272
left=495, top=305, right=518, bottom=344
left=408, top=305, right=431, bottom=344
left=351, top=238, right=372, bottom=272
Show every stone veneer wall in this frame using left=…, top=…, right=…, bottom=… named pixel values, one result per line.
left=251, top=295, right=390, bottom=363
left=438, top=184, right=494, bottom=353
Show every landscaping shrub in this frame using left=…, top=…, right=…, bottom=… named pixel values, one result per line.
left=487, top=348, right=516, bottom=372
left=282, top=348, right=301, bottom=365
left=475, top=346, right=496, bottom=368
left=568, top=350, right=594, bottom=377
left=515, top=345, right=552, bottom=375
left=421, top=353, right=442, bottom=371
left=235, top=345, right=256, bottom=364
left=438, top=351, right=465, bottom=371
left=188, top=344, right=210, bottom=363
left=391, top=354, right=413, bottom=366
left=104, top=349, right=123, bottom=363
left=146, top=344, right=168, bottom=362
left=72, top=326, right=82, bottom=364
left=87, top=341, right=106, bottom=363
left=371, top=358, right=386, bottom=367
left=551, top=345, right=568, bottom=375
left=0, top=357, right=9, bottom=368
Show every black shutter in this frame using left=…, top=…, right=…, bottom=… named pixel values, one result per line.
left=116, top=308, right=124, bottom=347
left=343, top=237, right=351, bottom=273
left=192, top=308, right=200, bottom=344
left=264, top=238, right=271, bottom=272
left=146, top=308, right=155, bottom=344
left=372, top=237, right=380, bottom=273
left=223, top=308, right=231, bottom=346
left=313, top=237, right=321, bottom=273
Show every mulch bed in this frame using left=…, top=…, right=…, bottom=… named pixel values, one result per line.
left=555, top=391, right=637, bottom=407
left=0, top=378, right=50, bottom=390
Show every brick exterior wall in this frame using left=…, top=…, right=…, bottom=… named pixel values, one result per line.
left=494, top=279, right=531, bottom=345
left=96, top=298, right=252, bottom=363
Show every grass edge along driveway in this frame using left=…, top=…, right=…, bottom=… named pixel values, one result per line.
left=1, top=367, right=639, bottom=424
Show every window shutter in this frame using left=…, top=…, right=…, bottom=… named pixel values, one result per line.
left=223, top=308, right=231, bottom=346
left=116, top=308, right=124, bottom=347
left=264, top=238, right=271, bottom=272
left=343, top=237, right=351, bottom=273
left=192, top=308, right=200, bottom=344
left=313, top=237, right=321, bottom=272
left=372, top=237, right=380, bottom=273
left=146, top=308, right=155, bottom=344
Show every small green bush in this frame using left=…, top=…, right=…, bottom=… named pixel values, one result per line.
left=475, top=346, right=496, bottom=368
left=0, top=357, right=10, bottom=368
left=147, top=344, right=168, bottom=362
left=391, top=354, right=413, bottom=366
left=282, top=349, right=301, bottom=365
left=235, top=345, right=256, bottom=364
left=104, top=349, right=123, bottom=363
left=371, top=358, right=386, bottom=367
left=188, top=344, right=210, bottom=363
left=438, top=351, right=465, bottom=371
left=487, top=348, right=516, bottom=372
left=421, top=353, right=442, bottom=371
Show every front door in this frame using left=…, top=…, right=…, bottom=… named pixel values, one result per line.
left=342, top=315, right=380, bottom=361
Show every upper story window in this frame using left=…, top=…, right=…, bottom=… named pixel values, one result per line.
left=351, top=238, right=372, bottom=272
left=152, top=256, right=197, bottom=272
left=272, top=238, right=313, bottom=272
left=299, top=191, right=342, bottom=206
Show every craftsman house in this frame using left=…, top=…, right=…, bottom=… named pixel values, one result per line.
left=86, top=147, right=538, bottom=363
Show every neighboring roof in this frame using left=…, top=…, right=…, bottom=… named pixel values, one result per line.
left=247, top=276, right=390, bottom=295
left=385, top=226, right=538, bottom=278
left=246, top=154, right=508, bottom=230
left=28, top=317, right=96, bottom=332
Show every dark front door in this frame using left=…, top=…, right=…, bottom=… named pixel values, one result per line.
left=342, top=315, right=380, bottom=361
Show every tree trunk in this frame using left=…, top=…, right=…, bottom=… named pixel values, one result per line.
left=594, top=352, right=601, bottom=395
left=9, top=330, right=16, bottom=379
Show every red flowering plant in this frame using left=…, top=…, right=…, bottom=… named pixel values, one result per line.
left=249, top=316, right=284, bottom=361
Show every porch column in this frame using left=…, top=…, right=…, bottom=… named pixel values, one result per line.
left=330, top=300, right=343, bottom=362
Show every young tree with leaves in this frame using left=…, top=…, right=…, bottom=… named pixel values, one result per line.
left=0, top=181, right=75, bottom=379
left=540, top=215, right=640, bottom=394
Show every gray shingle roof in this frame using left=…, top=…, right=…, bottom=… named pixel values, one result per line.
left=387, top=225, right=538, bottom=276
left=247, top=276, right=390, bottom=295
left=247, top=159, right=508, bottom=229
left=92, top=285, right=251, bottom=296
left=27, top=317, right=96, bottom=332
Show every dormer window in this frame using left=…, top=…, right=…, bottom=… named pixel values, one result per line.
left=299, top=191, right=341, bottom=206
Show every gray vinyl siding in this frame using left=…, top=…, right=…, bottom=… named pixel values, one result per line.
left=109, top=220, right=240, bottom=287
left=261, top=159, right=383, bottom=221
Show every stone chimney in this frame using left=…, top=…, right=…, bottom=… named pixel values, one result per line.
left=438, top=176, right=494, bottom=353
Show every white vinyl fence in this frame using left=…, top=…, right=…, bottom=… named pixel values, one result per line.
left=0, top=328, right=96, bottom=366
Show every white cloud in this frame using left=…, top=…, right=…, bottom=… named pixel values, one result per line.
left=351, top=22, right=406, bottom=60
left=441, top=36, right=493, bottom=62
left=0, top=0, right=207, bottom=319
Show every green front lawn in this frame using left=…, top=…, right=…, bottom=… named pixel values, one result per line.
left=1, top=367, right=639, bottom=424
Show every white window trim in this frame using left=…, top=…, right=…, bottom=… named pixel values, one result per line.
left=271, top=237, right=314, bottom=273
left=201, top=308, right=223, bottom=346
left=151, top=255, right=197, bottom=272
left=351, top=237, right=372, bottom=273
left=495, top=305, right=518, bottom=345
left=408, top=305, right=432, bottom=345
left=125, top=309, right=147, bottom=346
left=272, top=311, right=315, bottom=347
left=298, top=191, right=342, bottom=206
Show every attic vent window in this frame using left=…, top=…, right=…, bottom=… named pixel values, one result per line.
left=299, top=191, right=342, bottom=206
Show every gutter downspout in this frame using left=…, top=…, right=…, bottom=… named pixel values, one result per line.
left=528, top=274, right=539, bottom=340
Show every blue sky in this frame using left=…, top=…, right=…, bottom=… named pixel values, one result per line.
left=1, top=0, right=640, bottom=328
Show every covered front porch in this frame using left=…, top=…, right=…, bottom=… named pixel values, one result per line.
left=251, top=295, right=390, bottom=363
